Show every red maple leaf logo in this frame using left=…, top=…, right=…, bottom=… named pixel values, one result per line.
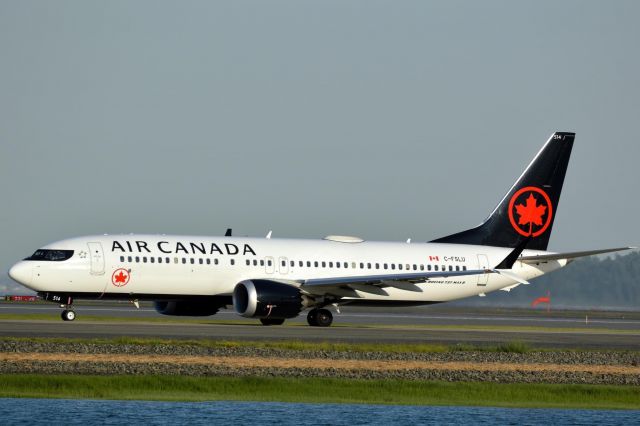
left=515, top=193, right=547, bottom=235
left=114, top=271, right=128, bottom=283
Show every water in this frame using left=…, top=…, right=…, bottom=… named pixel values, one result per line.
left=0, top=399, right=637, bottom=425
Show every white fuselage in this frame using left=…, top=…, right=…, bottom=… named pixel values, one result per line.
left=10, top=234, right=565, bottom=304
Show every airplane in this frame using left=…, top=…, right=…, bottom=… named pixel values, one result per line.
left=7, top=132, right=633, bottom=326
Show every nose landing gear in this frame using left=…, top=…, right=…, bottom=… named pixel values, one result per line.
left=59, top=296, right=75, bottom=321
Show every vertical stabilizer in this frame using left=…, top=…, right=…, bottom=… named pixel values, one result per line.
left=431, top=132, right=574, bottom=250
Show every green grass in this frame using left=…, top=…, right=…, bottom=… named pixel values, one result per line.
left=0, top=375, right=638, bottom=409
left=1, top=312, right=637, bottom=335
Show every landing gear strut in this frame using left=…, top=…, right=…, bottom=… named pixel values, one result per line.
left=307, top=308, right=333, bottom=327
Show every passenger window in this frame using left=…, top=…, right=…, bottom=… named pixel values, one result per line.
left=463, top=266, right=467, bottom=271
left=281, top=260, right=286, bottom=267
left=120, top=256, right=124, bottom=262
left=360, top=263, right=364, bottom=269
left=150, top=257, right=155, bottom=263
left=307, top=261, right=311, bottom=267
left=434, top=265, right=438, bottom=271
left=335, top=262, right=340, bottom=268
left=253, top=260, right=257, bottom=266
left=329, top=262, right=333, bottom=268
left=398, top=264, right=402, bottom=270
left=190, top=258, right=195, bottom=264
left=135, top=256, right=140, bottom=263
left=384, top=264, right=388, bottom=270
left=376, top=263, right=380, bottom=269
left=367, top=263, right=372, bottom=269
left=449, top=265, right=453, bottom=271
left=231, top=259, right=235, bottom=266
left=413, top=264, right=417, bottom=271
left=127, top=256, right=132, bottom=262
left=174, top=257, right=178, bottom=264
left=182, top=258, right=186, bottom=264
left=314, top=261, right=318, bottom=267
left=260, top=260, right=264, bottom=266
left=157, top=257, right=162, bottom=264
left=455, top=265, right=460, bottom=271
left=267, top=260, right=272, bottom=266
left=391, top=264, right=396, bottom=270
left=199, top=258, right=204, bottom=265
left=322, top=262, right=326, bottom=268
left=420, top=265, right=424, bottom=271
left=299, top=261, right=303, bottom=267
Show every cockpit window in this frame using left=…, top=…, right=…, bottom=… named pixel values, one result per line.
left=24, top=249, right=74, bottom=262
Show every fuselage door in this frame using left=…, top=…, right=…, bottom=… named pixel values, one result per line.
left=265, top=256, right=275, bottom=274
left=477, top=254, right=489, bottom=286
left=87, top=242, right=105, bottom=276
left=279, top=257, right=289, bottom=274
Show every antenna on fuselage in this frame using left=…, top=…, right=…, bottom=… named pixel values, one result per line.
left=266, top=230, right=272, bottom=239
left=225, top=228, right=232, bottom=237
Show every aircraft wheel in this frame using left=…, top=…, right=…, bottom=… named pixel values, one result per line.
left=260, top=318, right=285, bottom=326
left=61, top=310, right=76, bottom=322
left=307, top=309, right=318, bottom=326
left=315, top=309, right=333, bottom=327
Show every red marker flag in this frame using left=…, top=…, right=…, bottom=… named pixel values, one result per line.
left=532, top=291, right=551, bottom=309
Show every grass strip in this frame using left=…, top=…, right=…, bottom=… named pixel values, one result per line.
left=0, top=313, right=636, bottom=335
left=0, top=375, right=638, bottom=409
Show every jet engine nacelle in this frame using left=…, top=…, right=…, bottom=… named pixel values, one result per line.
left=154, top=298, right=229, bottom=316
left=233, top=280, right=303, bottom=319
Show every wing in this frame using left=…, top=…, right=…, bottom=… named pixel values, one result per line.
left=300, top=268, right=489, bottom=295
left=299, top=239, right=532, bottom=296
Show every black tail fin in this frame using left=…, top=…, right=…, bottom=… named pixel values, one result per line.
left=431, top=132, right=575, bottom=250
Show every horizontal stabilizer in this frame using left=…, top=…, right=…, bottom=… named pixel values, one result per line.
left=520, top=247, right=635, bottom=264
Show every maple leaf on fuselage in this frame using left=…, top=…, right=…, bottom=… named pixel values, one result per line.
left=515, top=193, right=547, bottom=227
left=115, top=271, right=127, bottom=283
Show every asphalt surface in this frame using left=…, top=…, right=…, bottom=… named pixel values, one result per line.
left=1, top=302, right=639, bottom=349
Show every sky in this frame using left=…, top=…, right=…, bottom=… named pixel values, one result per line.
left=1, top=1, right=639, bottom=293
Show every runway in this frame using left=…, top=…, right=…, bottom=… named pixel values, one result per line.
left=2, top=302, right=639, bottom=349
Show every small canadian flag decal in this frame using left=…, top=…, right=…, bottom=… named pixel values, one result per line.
left=429, top=256, right=439, bottom=261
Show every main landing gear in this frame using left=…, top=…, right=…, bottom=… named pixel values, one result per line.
left=307, top=308, right=333, bottom=327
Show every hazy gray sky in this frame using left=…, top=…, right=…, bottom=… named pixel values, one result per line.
left=1, top=1, right=639, bottom=291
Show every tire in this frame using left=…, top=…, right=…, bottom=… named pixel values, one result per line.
left=307, top=309, right=318, bottom=326
left=260, top=318, right=285, bottom=326
left=315, top=309, right=333, bottom=327
left=61, top=310, right=76, bottom=321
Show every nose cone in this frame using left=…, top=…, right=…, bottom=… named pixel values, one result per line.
left=8, top=262, right=32, bottom=287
